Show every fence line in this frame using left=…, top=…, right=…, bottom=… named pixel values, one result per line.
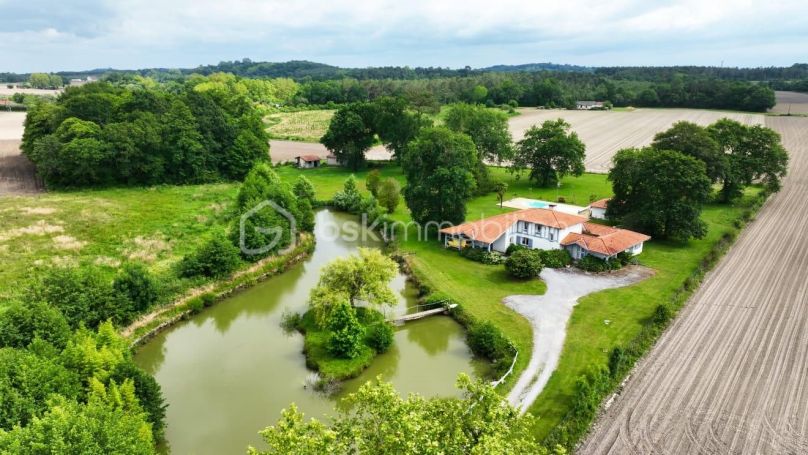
left=490, top=350, right=519, bottom=388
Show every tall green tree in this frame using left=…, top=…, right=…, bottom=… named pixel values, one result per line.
left=377, top=178, right=401, bottom=214
left=321, top=103, right=375, bottom=171
left=313, top=248, right=397, bottom=308
left=249, top=374, right=554, bottom=455
left=607, top=148, right=712, bottom=240
left=708, top=119, right=789, bottom=201
left=370, top=97, right=430, bottom=160
left=402, top=127, right=478, bottom=225
left=651, top=121, right=725, bottom=182
left=444, top=103, right=513, bottom=194
left=513, top=119, right=585, bottom=187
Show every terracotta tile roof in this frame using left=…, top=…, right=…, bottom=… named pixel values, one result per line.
left=297, top=155, right=321, bottom=162
left=439, top=208, right=587, bottom=245
left=561, top=222, right=650, bottom=256
left=590, top=198, right=610, bottom=209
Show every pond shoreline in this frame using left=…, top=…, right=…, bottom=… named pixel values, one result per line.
left=124, top=234, right=315, bottom=348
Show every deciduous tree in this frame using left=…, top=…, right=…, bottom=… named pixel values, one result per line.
left=321, top=103, right=375, bottom=171
left=402, top=127, right=477, bottom=225
left=513, top=119, right=585, bottom=187
left=607, top=148, right=712, bottom=241
left=651, top=121, right=725, bottom=183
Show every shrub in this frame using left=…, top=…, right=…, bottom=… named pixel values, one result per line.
left=467, top=321, right=513, bottom=363
left=0, top=301, right=71, bottom=349
left=460, top=247, right=505, bottom=265
left=377, top=178, right=401, bottom=213
left=505, top=243, right=527, bottom=255
left=504, top=249, right=543, bottom=279
left=365, top=322, right=394, bottom=353
left=576, top=255, right=619, bottom=273
left=187, top=297, right=205, bottom=314
left=292, top=175, right=316, bottom=202
left=33, top=266, right=122, bottom=328
left=112, top=263, right=158, bottom=314
left=652, top=304, right=671, bottom=326
left=539, top=249, right=572, bottom=268
left=180, top=233, right=241, bottom=278
left=327, top=302, right=364, bottom=359
left=365, top=169, right=381, bottom=196
left=333, top=175, right=363, bottom=213
left=200, top=292, right=216, bottom=307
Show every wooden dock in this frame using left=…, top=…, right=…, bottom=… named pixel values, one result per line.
left=388, top=303, right=457, bottom=325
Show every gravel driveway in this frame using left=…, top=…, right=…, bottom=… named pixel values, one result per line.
left=504, top=266, right=653, bottom=413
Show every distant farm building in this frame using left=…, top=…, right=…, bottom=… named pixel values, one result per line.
left=589, top=198, right=610, bottom=220
left=326, top=154, right=340, bottom=166
left=576, top=100, right=605, bottom=110
left=295, top=155, right=322, bottom=169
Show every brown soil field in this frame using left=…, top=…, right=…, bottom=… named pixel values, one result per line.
left=269, top=140, right=392, bottom=163
left=769, top=91, right=808, bottom=115
left=579, top=115, right=808, bottom=454
left=510, top=108, right=764, bottom=173
left=0, top=140, right=40, bottom=194
left=0, top=86, right=61, bottom=96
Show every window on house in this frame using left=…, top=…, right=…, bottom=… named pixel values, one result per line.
left=520, top=236, right=531, bottom=247
left=549, top=229, right=556, bottom=241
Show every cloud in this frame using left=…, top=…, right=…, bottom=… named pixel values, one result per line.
left=1, top=0, right=807, bottom=72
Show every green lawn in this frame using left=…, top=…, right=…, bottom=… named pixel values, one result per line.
left=0, top=184, right=237, bottom=301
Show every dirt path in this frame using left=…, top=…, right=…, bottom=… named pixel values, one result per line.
left=504, top=266, right=653, bottom=413
left=579, top=116, right=808, bottom=454
left=0, top=112, right=40, bottom=194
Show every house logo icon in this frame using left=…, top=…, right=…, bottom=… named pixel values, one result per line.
left=239, top=200, right=297, bottom=256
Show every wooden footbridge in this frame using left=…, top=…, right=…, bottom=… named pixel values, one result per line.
left=387, top=301, right=458, bottom=325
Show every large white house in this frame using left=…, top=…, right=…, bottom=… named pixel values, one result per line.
left=440, top=207, right=649, bottom=261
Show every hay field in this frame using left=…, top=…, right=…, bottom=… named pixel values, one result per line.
left=769, top=91, right=808, bottom=115
left=510, top=108, right=765, bottom=172
left=580, top=115, right=808, bottom=454
left=266, top=109, right=335, bottom=142
left=0, top=86, right=61, bottom=96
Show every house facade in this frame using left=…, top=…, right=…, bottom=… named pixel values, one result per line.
left=440, top=207, right=649, bottom=261
left=295, top=155, right=322, bottom=169
left=589, top=198, right=609, bottom=220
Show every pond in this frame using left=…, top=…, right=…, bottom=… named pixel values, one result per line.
left=134, top=209, right=485, bottom=454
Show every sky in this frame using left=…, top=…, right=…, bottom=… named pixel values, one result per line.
left=2, top=0, right=807, bottom=73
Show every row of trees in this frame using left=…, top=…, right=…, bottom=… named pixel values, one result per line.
left=607, top=120, right=789, bottom=240
left=292, top=72, right=776, bottom=112
left=22, top=78, right=270, bottom=188
left=27, top=73, right=63, bottom=89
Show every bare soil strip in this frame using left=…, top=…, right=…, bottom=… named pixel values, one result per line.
left=0, top=140, right=40, bottom=194
left=579, top=116, right=808, bottom=454
left=769, top=91, right=808, bottom=115
left=269, top=140, right=391, bottom=164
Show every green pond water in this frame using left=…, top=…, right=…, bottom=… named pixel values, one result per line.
left=134, top=209, right=485, bottom=454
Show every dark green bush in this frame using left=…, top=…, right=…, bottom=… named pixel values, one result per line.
left=200, top=292, right=216, bottom=308
left=0, top=301, right=71, bottom=350
left=365, top=322, right=394, bottom=353
left=110, top=361, right=167, bottom=440
left=539, top=249, right=572, bottom=268
left=180, top=234, right=241, bottom=278
left=467, top=321, right=512, bottom=362
left=327, top=303, right=364, bottom=359
left=576, top=255, right=620, bottom=273
left=505, top=243, right=527, bottom=255
left=187, top=297, right=205, bottom=314
left=504, top=249, right=543, bottom=279
left=112, top=263, right=158, bottom=313
left=33, top=266, right=125, bottom=328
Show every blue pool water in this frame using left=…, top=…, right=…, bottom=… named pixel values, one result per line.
left=527, top=200, right=550, bottom=208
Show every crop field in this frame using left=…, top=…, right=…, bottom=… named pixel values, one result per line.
left=265, top=109, right=335, bottom=142
left=0, top=86, right=61, bottom=96
left=0, top=112, right=37, bottom=194
left=511, top=108, right=765, bottom=173
left=580, top=116, right=808, bottom=453
left=769, top=90, right=808, bottom=115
